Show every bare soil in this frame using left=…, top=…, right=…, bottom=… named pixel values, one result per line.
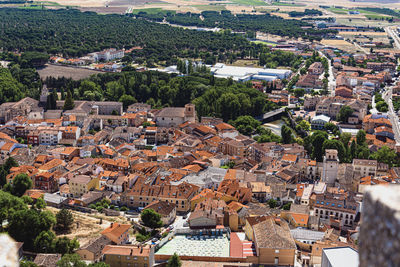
left=37, top=64, right=102, bottom=81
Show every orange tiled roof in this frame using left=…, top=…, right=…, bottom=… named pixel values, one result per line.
left=282, top=154, right=297, bottom=163
left=291, top=213, right=309, bottom=225
left=39, top=159, right=64, bottom=172
left=101, top=223, right=131, bottom=240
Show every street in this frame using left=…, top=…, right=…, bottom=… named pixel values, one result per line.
left=386, top=26, right=400, bottom=50
left=319, top=51, right=336, bottom=96
left=383, top=83, right=400, bottom=145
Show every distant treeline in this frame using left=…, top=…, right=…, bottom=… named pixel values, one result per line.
left=134, top=10, right=337, bottom=42
left=0, top=0, right=32, bottom=3
left=288, top=9, right=322, bottom=17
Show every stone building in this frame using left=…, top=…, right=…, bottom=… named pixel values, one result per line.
left=155, top=104, right=196, bottom=127
left=0, top=97, right=41, bottom=123
left=322, top=150, right=339, bottom=186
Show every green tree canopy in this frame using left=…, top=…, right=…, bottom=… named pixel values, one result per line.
left=56, top=209, right=74, bottom=232
left=141, top=208, right=163, bottom=229
left=167, top=253, right=182, bottom=267
left=63, top=89, right=75, bottom=110
left=11, top=173, right=32, bottom=197
left=336, top=105, right=354, bottom=123
left=370, top=146, right=399, bottom=167
left=281, top=125, right=293, bottom=144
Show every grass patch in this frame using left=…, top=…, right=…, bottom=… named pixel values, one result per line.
left=251, top=40, right=277, bottom=46
left=327, top=7, right=349, bottom=14
left=365, top=14, right=389, bottom=20
left=271, top=1, right=304, bottom=7
left=18, top=4, right=44, bottom=9
left=131, top=8, right=175, bottom=14
left=192, top=4, right=226, bottom=11
left=228, top=0, right=267, bottom=6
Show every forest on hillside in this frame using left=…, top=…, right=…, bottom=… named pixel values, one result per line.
left=0, top=8, right=262, bottom=65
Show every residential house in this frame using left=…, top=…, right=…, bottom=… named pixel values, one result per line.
left=314, top=193, right=359, bottom=228
left=120, top=179, right=199, bottom=213
left=101, top=223, right=131, bottom=245
left=252, top=217, right=296, bottom=266
left=352, top=159, right=377, bottom=177
left=143, top=201, right=176, bottom=226
left=68, top=175, right=99, bottom=198
left=76, top=236, right=112, bottom=262
left=102, top=245, right=154, bottom=267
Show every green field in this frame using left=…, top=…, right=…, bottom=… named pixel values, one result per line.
left=271, top=1, right=304, bottom=7
left=327, top=7, right=349, bottom=14
left=228, top=0, right=267, bottom=6
left=192, top=5, right=226, bottom=11
left=131, top=8, right=175, bottom=14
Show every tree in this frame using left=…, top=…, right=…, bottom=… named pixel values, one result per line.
left=310, top=131, right=328, bottom=162
left=336, top=106, right=354, bottom=123
left=324, top=122, right=339, bottom=135
left=371, top=146, right=398, bottom=167
left=63, top=89, right=75, bottom=110
left=35, top=197, right=46, bottom=210
left=267, top=198, right=278, bottom=208
left=47, top=88, right=58, bottom=110
left=8, top=209, right=56, bottom=250
left=119, top=94, right=136, bottom=109
left=34, top=230, right=56, bottom=253
left=350, top=140, right=357, bottom=159
left=282, top=203, right=291, bottom=210
left=293, top=88, right=305, bottom=98
left=11, top=173, right=32, bottom=197
left=356, top=130, right=367, bottom=146
left=0, top=190, right=28, bottom=230
left=167, top=253, right=182, bottom=267
left=0, top=167, right=7, bottom=187
left=4, top=157, right=18, bottom=172
left=57, top=254, right=86, bottom=267
left=54, top=237, right=79, bottom=255
left=87, top=263, right=110, bottom=267
left=141, top=209, right=163, bottom=229
left=376, top=101, right=388, bottom=112
left=281, top=125, right=293, bottom=144
left=230, top=116, right=261, bottom=136
left=56, top=209, right=74, bottom=232
left=298, top=120, right=311, bottom=132
left=20, top=261, right=39, bottom=267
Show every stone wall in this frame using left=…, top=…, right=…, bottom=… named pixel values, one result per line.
left=359, top=185, right=400, bottom=266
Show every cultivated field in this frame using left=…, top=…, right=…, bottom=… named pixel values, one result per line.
left=321, top=39, right=360, bottom=53
left=37, top=64, right=102, bottom=80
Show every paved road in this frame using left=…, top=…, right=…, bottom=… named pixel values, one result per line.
left=386, top=27, right=400, bottom=50
left=383, top=83, right=400, bottom=145
left=353, top=41, right=369, bottom=54
left=370, top=95, right=378, bottom=114
left=319, top=51, right=336, bottom=96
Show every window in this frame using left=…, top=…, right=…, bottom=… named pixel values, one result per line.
left=126, top=256, right=130, bottom=260
left=275, top=250, right=280, bottom=254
